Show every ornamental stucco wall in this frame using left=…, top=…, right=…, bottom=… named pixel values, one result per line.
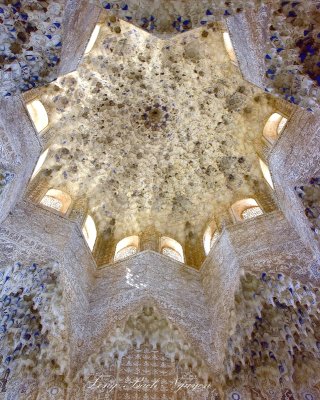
left=76, top=251, right=214, bottom=375
left=200, top=210, right=317, bottom=375
left=0, top=96, right=42, bottom=225
left=226, top=5, right=269, bottom=88
left=0, top=198, right=319, bottom=396
left=0, top=200, right=97, bottom=382
left=58, top=0, right=101, bottom=76
left=227, top=211, right=317, bottom=283
left=0, top=201, right=317, bottom=376
left=201, top=229, right=241, bottom=369
left=269, top=109, right=320, bottom=260
left=1, top=2, right=320, bottom=397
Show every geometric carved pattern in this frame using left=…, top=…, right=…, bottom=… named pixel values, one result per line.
left=76, top=305, right=217, bottom=398
left=114, top=246, right=138, bottom=262
left=116, top=345, right=177, bottom=400
left=72, top=345, right=218, bottom=399
left=162, top=247, right=183, bottom=263
left=241, top=206, right=263, bottom=220
left=96, top=1, right=320, bottom=108
left=40, top=195, right=63, bottom=211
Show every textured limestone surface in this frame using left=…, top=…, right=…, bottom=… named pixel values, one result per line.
left=37, top=19, right=274, bottom=243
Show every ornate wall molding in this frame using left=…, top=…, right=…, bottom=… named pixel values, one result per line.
left=0, top=95, right=42, bottom=224
left=269, top=108, right=320, bottom=259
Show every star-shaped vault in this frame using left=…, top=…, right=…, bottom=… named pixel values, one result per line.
left=30, top=17, right=276, bottom=262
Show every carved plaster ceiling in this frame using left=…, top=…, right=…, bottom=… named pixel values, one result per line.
left=1, top=1, right=319, bottom=109
left=94, top=0, right=255, bottom=37
left=36, top=17, right=274, bottom=243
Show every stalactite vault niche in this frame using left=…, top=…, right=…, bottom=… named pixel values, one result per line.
left=224, top=272, right=320, bottom=397
left=0, top=1, right=64, bottom=97
left=0, top=169, right=14, bottom=195
left=296, top=178, right=320, bottom=243
left=72, top=305, right=219, bottom=399
left=0, top=261, right=68, bottom=398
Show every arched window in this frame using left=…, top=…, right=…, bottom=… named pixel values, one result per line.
left=85, top=24, right=101, bottom=54
left=114, top=236, right=139, bottom=262
left=263, top=113, right=288, bottom=144
left=223, top=32, right=237, bottom=64
left=82, top=215, right=97, bottom=251
left=40, top=189, right=72, bottom=214
left=160, top=237, right=184, bottom=263
left=31, top=148, right=49, bottom=180
left=203, top=221, right=220, bottom=256
left=259, top=159, right=274, bottom=189
left=26, top=100, right=49, bottom=133
left=231, top=198, right=263, bottom=222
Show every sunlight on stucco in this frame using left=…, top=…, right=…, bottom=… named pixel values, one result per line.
left=85, top=24, right=101, bottom=54
left=26, top=100, right=49, bottom=133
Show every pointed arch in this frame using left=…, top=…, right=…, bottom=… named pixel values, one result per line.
left=231, top=198, right=263, bottom=222
left=114, top=235, right=139, bottom=261
left=263, top=113, right=288, bottom=144
left=76, top=301, right=215, bottom=387
left=160, top=236, right=184, bottom=263
left=259, top=159, right=274, bottom=189
left=203, top=220, right=220, bottom=256
left=85, top=24, right=101, bottom=54
left=31, top=148, right=49, bottom=180
left=82, top=215, right=97, bottom=251
left=26, top=100, right=49, bottom=133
